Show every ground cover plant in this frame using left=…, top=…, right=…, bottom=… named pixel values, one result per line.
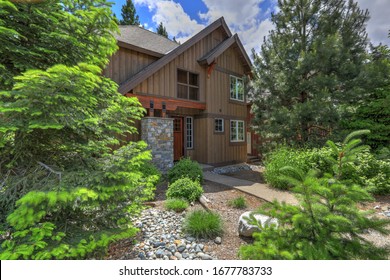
left=240, top=131, right=390, bottom=260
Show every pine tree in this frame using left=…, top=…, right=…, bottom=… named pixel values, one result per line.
left=240, top=130, right=390, bottom=260
left=250, top=0, right=370, bottom=150
left=156, top=22, right=168, bottom=38
left=119, top=0, right=140, bottom=25
left=0, top=0, right=160, bottom=259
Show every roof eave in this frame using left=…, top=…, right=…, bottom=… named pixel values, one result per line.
left=117, top=41, right=164, bottom=58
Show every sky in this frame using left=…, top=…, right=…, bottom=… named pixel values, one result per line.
left=111, top=0, right=390, bottom=55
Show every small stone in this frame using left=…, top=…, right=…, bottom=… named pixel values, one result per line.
left=156, top=249, right=165, bottom=258
left=170, top=256, right=177, bottom=260
left=138, top=252, right=146, bottom=260
left=384, top=211, right=390, bottom=218
left=153, top=241, right=166, bottom=248
left=168, top=244, right=177, bottom=253
left=374, top=205, right=381, bottom=210
left=198, top=244, right=204, bottom=250
left=195, top=245, right=202, bottom=253
left=182, top=253, right=189, bottom=259
left=174, top=252, right=182, bottom=260
left=201, top=254, right=213, bottom=260
left=163, top=255, right=169, bottom=260
left=177, top=245, right=186, bottom=253
left=214, top=237, right=222, bottom=244
left=186, top=236, right=196, bottom=242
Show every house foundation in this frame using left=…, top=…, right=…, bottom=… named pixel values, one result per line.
left=141, top=117, right=174, bottom=173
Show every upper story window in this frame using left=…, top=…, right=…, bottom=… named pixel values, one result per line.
left=230, top=76, right=244, bottom=102
left=177, top=69, right=199, bottom=101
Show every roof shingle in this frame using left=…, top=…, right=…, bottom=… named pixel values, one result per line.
left=115, top=25, right=179, bottom=56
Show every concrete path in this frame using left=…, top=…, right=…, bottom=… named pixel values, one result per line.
left=204, top=171, right=298, bottom=205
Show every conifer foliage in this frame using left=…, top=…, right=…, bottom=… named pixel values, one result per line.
left=119, top=0, right=140, bottom=25
left=0, top=0, right=160, bottom=259
left=156, top=22, right=168, bottom=38
left=240, top=130, right=390, bottom=260
left=250, top=0, right=370, bottom=149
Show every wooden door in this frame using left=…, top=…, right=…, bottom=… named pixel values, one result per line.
left=173, top=117, right=184, bottom=161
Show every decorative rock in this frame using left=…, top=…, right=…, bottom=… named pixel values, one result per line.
left=182, top=253, right=189, bottom=259
left=384, top=211, right=390, bottom=218
left=174, top=252, right=182, bottom=260
left=195, top=245, right=202, bottom=253
left=168, top=244, right=177, bottom=253
left=156, top=249, right=165, bottom=258
left=214, top=237, right=222, bottom=244
left=153, top=242, right=166, bottom=248
left=177, top=245, right=186, bottom=253
left=238, top=211, right=278, bottom=237
left=374, top=205, right=381, bottom=210
left=138, top=252, right=146, bottom=260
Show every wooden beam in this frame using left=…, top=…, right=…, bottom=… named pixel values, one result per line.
left=125, top=93, right=206, bottom=111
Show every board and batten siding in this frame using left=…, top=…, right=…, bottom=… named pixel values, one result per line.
left=103, top=48, right=158, bottom=85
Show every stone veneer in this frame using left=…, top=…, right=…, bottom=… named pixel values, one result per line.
left=141, top=117, right=174, bottom=173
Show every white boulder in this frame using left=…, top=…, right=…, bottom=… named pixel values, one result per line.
left=238, top=211, right=278, bottom=237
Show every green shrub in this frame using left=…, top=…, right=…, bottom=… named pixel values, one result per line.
left=167, top=158, right=203, bottom=184
left=228, top=196, right=247, bottom=209
left=166, top=177, right=203, bottom=202
left=342, top=150, right=390, bottom=195
left=164, top=199, right=189, bottom=212
left=183, top=210, right=223, bottom=239
left=240, top=130, right=390, bottom=260
left=264, top=147, right=334, bottom=189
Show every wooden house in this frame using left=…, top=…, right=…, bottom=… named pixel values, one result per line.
left=104, top=17, right=254, bottom=166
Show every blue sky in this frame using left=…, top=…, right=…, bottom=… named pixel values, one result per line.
left=112, top=0, right=390, bottom=54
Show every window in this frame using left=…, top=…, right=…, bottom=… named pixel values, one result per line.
left=230, top=120, right=245, bottom=142
left=177, top=69, right=199, bottom=101
left=214, top=118, right=224, bottom=132
left=186, top=117, right=193, bottom=149
left=230, top=76, right=244, bottom=101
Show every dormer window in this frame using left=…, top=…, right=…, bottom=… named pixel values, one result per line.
left=230, top=76, right=244, bottom=101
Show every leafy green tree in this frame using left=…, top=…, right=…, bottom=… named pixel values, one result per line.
left=119, top=0, right=140, bottom=25
left=240, top=131, right=390, bottom=260
left=156, top=22, right=168, bottom=38
left=250, top=0, right=370, bottom=149
left=0, top=0, right=160, bottom=259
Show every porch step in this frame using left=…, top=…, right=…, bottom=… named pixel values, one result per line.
left=247, top=155, right=262, bottom=165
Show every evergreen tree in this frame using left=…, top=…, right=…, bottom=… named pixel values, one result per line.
left=341, top=44, right=390, bottom=150
left=119, top=0, right=140, bottom=25
left=250, top=0, right=370, bottom=150
left=156, top=22, right=168, bottom=38
left=0, top=0, right=160, bottom=259
left=240, top=130, right=390, bottom=260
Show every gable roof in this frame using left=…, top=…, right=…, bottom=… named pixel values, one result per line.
left=117, top=17, right=252, bottom=94
left=198, top=34, right=252, bottom=73
left=115, top=25, right=179, bottom=57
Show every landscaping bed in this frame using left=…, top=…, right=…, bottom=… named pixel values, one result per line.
left=106, top=180, right=265, bottom=260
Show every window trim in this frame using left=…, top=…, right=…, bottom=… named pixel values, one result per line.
left=230, top=120, right=245, bottom=142
left=177, top=69, right=200, bottom=101
left=214, top=118, right=224, bottom=133
left=186, top=116, right=194, bottom=149
left=230, top=75, right=244, bottom=102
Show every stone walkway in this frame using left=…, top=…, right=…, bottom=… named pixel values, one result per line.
left=204, top=171, right=298, bottom=205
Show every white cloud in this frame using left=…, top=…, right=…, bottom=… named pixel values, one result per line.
left=355, top=0, right=390, bottom=46
left=134, top=0, right=276, bottom=53
left=134, top=0, right=205, bottom=42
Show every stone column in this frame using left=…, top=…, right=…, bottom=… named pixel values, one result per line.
left=141, top=117, right=174, bottom=173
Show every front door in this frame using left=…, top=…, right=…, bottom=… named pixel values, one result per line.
left=173, top=117, right=184, bottom=161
